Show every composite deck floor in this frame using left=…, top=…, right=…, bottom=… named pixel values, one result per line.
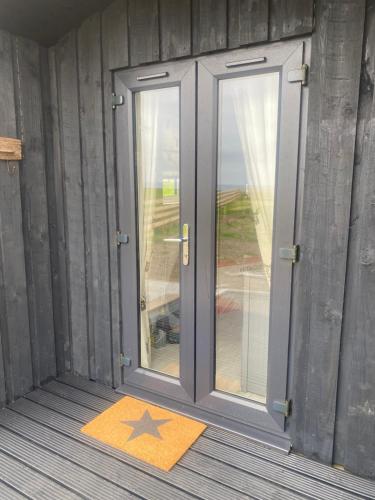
left=0, top=376, right=373, bottom=499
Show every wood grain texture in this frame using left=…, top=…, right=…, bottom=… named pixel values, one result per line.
left=269, top=0, right=314, bottom=40
left=13, top=36, right=56, bottom=386
left=0, top=137, right=22, bottom=160
left=333, top=0, right=375, bottom=479
left=102, top=10, right=122, bottom=387
left=228, top=0, right=268, bottom=48
left=45, top=47, right=71, bottom=376
left=78, top=14, right=112, bottom=385
left=101, top=0, right=128, bottom=70
left=160, top=0, right=191, bottom=60
left=290, top=0, right=365, bottom=464
left=41, top=46, right=70, bottom=378
left=56, top=31, right=89, bottom=378
left=128, top=0, right=159, bottom=66
left=0, top=30, right=33, bottom=402
left=193, top=0, right=227, bottom=54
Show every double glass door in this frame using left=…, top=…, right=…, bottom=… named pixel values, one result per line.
left=115, top=40, right=309, bottom=448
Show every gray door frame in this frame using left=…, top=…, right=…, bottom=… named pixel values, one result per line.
left=114, top=60, right=196, bottom=404
left=115, top=39, right=310, bottom=451
left=195, top=40, right=310, bottom=444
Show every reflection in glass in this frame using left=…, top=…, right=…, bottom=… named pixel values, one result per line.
left=215, top=73, right=279, bottom=403
left=135, top=87, right=180, bottom=378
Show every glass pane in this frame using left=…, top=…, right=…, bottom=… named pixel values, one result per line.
left=135, top=87, right=180, bottom=378
left=215, top=72, right=279, bottom=403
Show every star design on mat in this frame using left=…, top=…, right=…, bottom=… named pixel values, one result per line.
left=122, top=410, right=171, bottom=441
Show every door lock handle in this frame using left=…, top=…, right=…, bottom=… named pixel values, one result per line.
left=163, top=237, right=187, bottom=243
left=163, top=224, right=190, bottom=266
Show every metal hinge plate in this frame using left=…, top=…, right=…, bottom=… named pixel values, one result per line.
left=279, top=245, right=299, bottom=263
left=116, top=231, right=129, bottom=246
left=120, top=354, right=131, bottom=367
left=288, top=64, right=308, bottom=85
left=112, top=93, right=124, bottom=109
left=272, top=399, right=291, bottom=417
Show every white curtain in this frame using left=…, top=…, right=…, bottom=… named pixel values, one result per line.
left=136, top=91, right=160, bottom=369
left=230, top=73, right=278, bottom=398
left=231, top=73, right=279, bottom=283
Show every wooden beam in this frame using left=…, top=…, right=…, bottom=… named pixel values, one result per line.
left=334, top=0, right=375, bottom=478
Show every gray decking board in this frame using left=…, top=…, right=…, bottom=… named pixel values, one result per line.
left=30, top=382, right=357, bottom=500
left=16, top=394, right=284, bottom=500
left=14, top=394, right=299, bottom=500
left=0, top=451, right=78, bottom=500
left=0, top=377, right=373, bottom=500
left=58, top=374, right=375, bottom=499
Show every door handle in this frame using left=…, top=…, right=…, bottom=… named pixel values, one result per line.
left=163, top=223, right=190, bottom=266
left=163, top=237, right=187, bottom=243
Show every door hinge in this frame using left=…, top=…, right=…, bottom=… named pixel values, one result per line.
left=272, top=399, right=291, bottom=417
left=120, top=354, right=131, bottom=367
left=279, top=245, right=299, bottom=263
left=116, top=231, right=129, bottom=246
left=288, top=64, right=308, bottom=85
left=112, top=93, right=124, bottom=109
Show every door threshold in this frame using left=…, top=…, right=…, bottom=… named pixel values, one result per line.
left=117, top=382, right=291, bottom=454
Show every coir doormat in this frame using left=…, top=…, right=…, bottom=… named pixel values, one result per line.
left=81, top=396, right=207, bottom=471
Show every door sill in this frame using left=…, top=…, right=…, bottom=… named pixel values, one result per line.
left=117, top=382, right=291, bottom=453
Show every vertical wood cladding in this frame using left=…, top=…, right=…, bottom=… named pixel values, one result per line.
left=334, top=0, right=375, bottom=479
left=0, top=29, right=55, bottom=404
left=290, top=0, right=365, bottom=465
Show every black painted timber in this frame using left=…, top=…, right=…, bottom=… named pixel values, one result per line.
left=0, top=376, right=372, bottom=500
left=334, top=0, right=375, bottom=478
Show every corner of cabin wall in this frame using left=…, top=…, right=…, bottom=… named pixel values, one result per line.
left=0, top=28, right=57, bottom=405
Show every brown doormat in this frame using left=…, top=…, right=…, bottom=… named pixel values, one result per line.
left=81, top=396, right=207, bottom=471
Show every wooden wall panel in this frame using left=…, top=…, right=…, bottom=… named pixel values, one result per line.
left=57, top=32, right=89, bottom=378
left=0, top=28, right=58, bottom=403
left=45, top=47, right=71, bottom=376
left=102, top=0, right=128, bottom=71
left=193, top=0, right=227, bottom=54
left=160, top=0, right=191, bottom=60
left=269, top=0, right=314, bottom=40
left=0, top=31, right=33, bottom=402
left=333, top=0, right=375, bottom=479
left=290, top=0, right=365, bottom=464
left=78, top=14, right=113, bottom=385
left=13, top=36, right=56, bottom=386
left=228, top=0, right=268, bottom=48
left=128, top=0, right=159, bottom=66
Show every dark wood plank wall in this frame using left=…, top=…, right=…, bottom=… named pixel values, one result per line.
left=289, top=0, right=366, bottom=467
left=0, top=29, right=56, bottom=405
left=334, top=0, right=375, bottom=479
left=44, top=0, right=373, bottom=479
